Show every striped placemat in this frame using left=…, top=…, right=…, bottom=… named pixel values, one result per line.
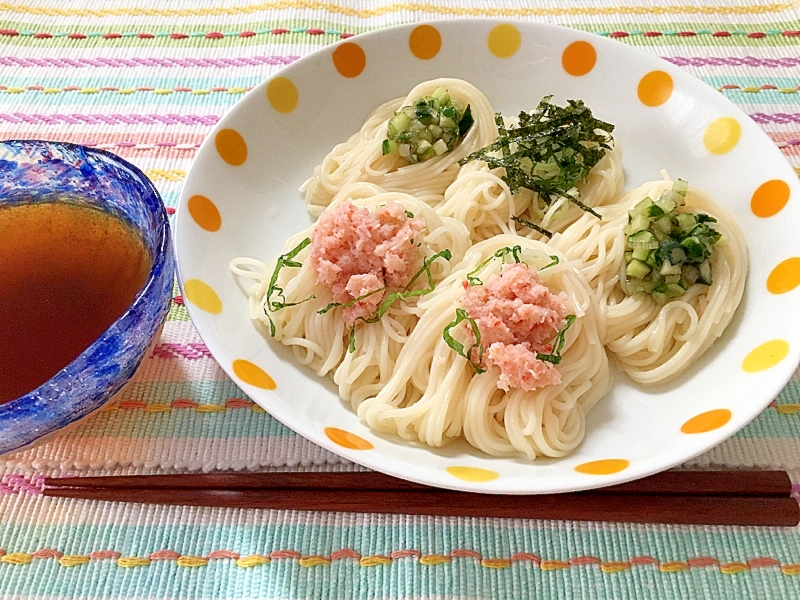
left=1, top=1, right=800, bottom=598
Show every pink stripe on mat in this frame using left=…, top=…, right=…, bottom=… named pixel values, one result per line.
left=0, top=474, right=44, bottom=495
left=0, top=111, right=796, bottom=128
left=768, top=132, right=800, bottom=155
left=0, top=131, right=205, bottom=156
left=665, top=56, right=800, bottom=68
left=0, top=113, right=219, bottom=126
left=751, top=113, right=800, bottom=125
left=0, top=55, right=299, bottom=69
left=150, top=343, right=213, bottom=360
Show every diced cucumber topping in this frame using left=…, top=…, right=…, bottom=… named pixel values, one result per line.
left=623, top=179, right=721, bottom=301
left=383, top=87, right=473, bottom=164
left=626, top=259, right=651, bottom=280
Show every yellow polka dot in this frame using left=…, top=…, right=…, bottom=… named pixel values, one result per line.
left=183, top=279, right=222, bottom=314
left=446, top=466, right=499, bottom=483
left=742, top=340, right=790, bottom=373
left=768, top=258, right=800, bottom=294
left=266, top=77, right=298, bottom=114
left=574, top=459, right=629, bottom=475
left=409, top=25, right=441, bottom=60
left=680, top=409, right=732, bottom=434
left=703, top=117, right=741, bottom=155
left=487, top=24, right=521, bottom=58
left=215, top=129, right=247, bottom=166
left=232, top=359, right=276, bottom=390
left=187, top=194, right=221, bottom=232
left=637, top=70, right=673, bottom=107
left=332, top=42, right=366, bottom=78
left=751, top=179, right=790, bottom=218
left=561, top=40, right=596, bottom=76
left=324, top=427, right=373, bottom=450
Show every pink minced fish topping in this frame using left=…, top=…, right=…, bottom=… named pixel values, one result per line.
left=461, top=262, right=568, bottom=391
left=310, top=201, right=424, bottom=326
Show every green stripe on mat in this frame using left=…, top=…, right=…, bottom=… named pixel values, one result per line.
left=1, top=501, right=800, bottom=599
left=0, top=19, right=368, bottom=48
left=0, top=19, right=798, bottom=48
left=59, top=403, right=294, bottom=440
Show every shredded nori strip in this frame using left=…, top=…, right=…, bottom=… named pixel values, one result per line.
left=460, top=96, right=614, bottom=225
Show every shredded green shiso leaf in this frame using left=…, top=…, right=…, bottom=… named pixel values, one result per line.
left=466, top=245, right=559, bottom=287
left=262, top=237, right=316, bottom=336
left=460, top=96, right=614, bottom=233
left=623, top=179, right=721, bottom=301
left=342, top=249, right=453, bottom=352
left=383, top=87, right=473, bottom=164
left=443, top=309, right=576, bottom=373
left=443, top=308, right=485, bottom=373
left=443, top=247, right=571, bottom=374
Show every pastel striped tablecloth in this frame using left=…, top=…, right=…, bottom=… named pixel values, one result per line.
left=2, top=1, right=800, bottom=598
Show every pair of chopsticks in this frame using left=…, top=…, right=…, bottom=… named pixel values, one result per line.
left=43, top=470, right=800, bottom=526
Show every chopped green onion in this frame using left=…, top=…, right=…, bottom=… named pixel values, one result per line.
left=622, top=180, right=721, bottom=300
left=384, top=88, right=473, bottom=164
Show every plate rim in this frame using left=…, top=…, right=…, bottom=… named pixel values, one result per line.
left=174, top=17, right=800, bottom=494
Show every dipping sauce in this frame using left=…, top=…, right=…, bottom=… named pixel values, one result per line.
left=0, top=202, right=151, bottom=404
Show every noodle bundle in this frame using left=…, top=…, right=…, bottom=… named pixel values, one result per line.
left=551, top=178, right=747, bottom=384
left=231, top=193, right=471, bottom=405
left=356, top=235, right=610, bottom=459
left=301, top=78, right=497, bottom=216
left=436, top=142, right=624, bottom=243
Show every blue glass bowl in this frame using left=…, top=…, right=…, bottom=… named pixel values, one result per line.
left=0, top=141, right=174, bottom=455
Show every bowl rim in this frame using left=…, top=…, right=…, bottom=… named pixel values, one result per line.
left=0, top=139, right=172, bottom=414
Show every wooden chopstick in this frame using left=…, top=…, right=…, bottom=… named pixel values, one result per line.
left=42, top=471, right=799, bottom=526
left=41, top=487, right=798, bottom=526
left=45, top=470, right=792, bottom=496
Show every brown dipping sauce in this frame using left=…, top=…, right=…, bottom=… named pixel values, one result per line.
left=0, top=202, right=151, bottom=404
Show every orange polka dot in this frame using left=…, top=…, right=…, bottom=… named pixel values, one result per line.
left=183, top=279, right=222, bottom=314
left=409, top=25, right=441, bottom=60
left=562, top=41, right=596, bottom=76
left=742, top=340, right=790, bottom=373
left=215, top=129, right=247, bottom=166
left=232, top=359, right=276, bottom=390
left=768, top=258, right=800, bottom=294
left=487, top=24, right=521, bottom=58
left=187, top=194, right=221, bottom=232
left=751, top=179, right=790, bottom=218
left=637, top=70, right=673, bottom=107
left=324, top=427, right=373, bottom=450
left=332, top=42, right=366, bottom=78
left=574, top=459, right=629, bottom=475
left=446, top=466, right=499, bottom=482
left=703, top=117, right=741, bottom=155
left=266, top=77, right=298, bottom=114
left=681, top=409, right=731, bottom=434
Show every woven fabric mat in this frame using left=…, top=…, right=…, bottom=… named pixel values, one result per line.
left=2, top=1, right=800, bottom=598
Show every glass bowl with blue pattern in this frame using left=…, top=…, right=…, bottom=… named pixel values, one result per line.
left=0, top=140, right=174, bottom=455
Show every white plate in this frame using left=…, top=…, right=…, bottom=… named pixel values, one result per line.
left=174, top=19, right=800, bottom=494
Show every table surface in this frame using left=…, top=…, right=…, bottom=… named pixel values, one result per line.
left=1, top=1, right=800, bottom=598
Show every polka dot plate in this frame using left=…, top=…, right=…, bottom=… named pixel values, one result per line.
left=174, top=20, right=800, bottom=494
